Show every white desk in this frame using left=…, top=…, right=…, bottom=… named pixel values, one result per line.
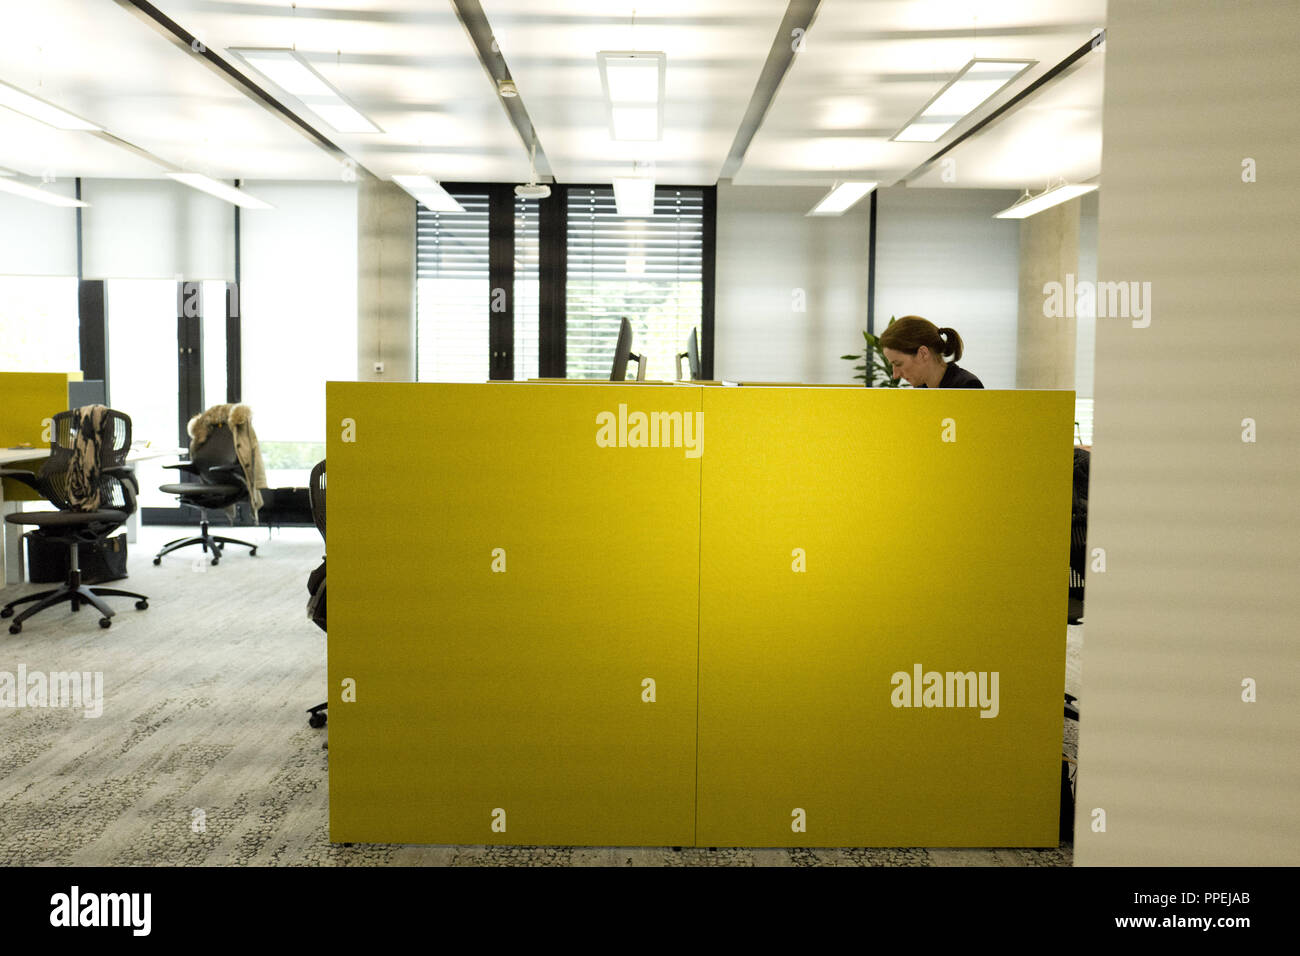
left=1, top=445, right=185, bottom=589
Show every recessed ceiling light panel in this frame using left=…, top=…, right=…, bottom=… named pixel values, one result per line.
left=892, top=59, right=1033, bottom=144
left=0, top=80, right=101, bottom=131
left=167, top=173, right=274, bottom=209
left=392, top=175, right=466, bottom=213
left=598, top=51, right=666, bottom=142
left=807, top=181, right=877, bottom=216
left=231, top=48, right=382, bottom=135
left=612, top=177, right=655, bottom=217
left=0, top=176, right=89, bottom=207
left=994, top=182, right=1098, bottom=219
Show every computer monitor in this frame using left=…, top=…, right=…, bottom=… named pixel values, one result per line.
left=675, top=328, right=701, bottom=381
left=609, top=317, right=647, bottom=381
left=688, top=327, right=701, bottom=381
left=68, top=379, right=106, bottom=408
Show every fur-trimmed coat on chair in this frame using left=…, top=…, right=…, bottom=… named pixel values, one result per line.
left=187, top=404, right=268, bottom=520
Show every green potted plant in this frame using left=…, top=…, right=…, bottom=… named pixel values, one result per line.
left=841, top=316, right=906, bottom=387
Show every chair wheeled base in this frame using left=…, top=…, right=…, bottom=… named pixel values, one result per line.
left=153, top=515, right=257, bottom=566
left=2, top=539, right=148, bottom=634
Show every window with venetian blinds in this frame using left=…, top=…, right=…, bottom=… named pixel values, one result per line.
left=565, top=187, right=704, bottom=381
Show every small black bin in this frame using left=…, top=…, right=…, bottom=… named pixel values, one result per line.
left=26, top=531, right=129, bottom=585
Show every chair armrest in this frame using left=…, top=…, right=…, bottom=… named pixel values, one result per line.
left=103, top=466, right=139, bottom=495
left=162, top=462, right=198, bottom=474
left=0, top=469, right=41, bottom=493
left=207, top=463, right=247, bottom=486
left=115, top=472, right=138, bottom=516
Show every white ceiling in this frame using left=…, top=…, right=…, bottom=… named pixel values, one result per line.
left=150, top=0, right=533, bottom=183
left=908, top=48, right=1104, bottom=189
left=0, top=0, right=1107, bottom=192
left=736, top=0, right=1107, bottom=186
left=482, top=0, right=790, bottom=184
left=0, top=0, right=342, bottom=180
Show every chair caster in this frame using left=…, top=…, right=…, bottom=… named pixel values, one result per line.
left=9, top=622, right=20, bottom=634
left=211, top=557, right=220, bottom=566
left=250, top=548, right=257, bottom=557
left=98, top=618, right=111, bottom=629
left=153, top=557, right=162, bottom=566
left=308, top=712, right=327, bottom=729
left=136, top=600, right=148, bottom=611
left=0, top=607, right=12, bottom=618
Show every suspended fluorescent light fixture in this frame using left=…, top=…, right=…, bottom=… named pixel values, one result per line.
left=0, top=80, right=101, bottom=131
left=598, top=51, right=666, bottom=142
left=167, top=173, right=274, bottom=209
left=994, top=181, right=1098, bottom=219
left=613, top=177, right=655, bottom=217
left=231, top=48, right=382, bottom=134
left=892, top=59, right=1033, bottom=143
left=807, top=181, right=877, bottom=216
left=0, top=176, right=89, bottom=207
left=392, top=175, right=465, bottom=213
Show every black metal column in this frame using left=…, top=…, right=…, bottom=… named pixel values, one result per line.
left=538, top=187, right=567, bottom=378
left=701, top=185, right=717, bottom=381
left=176, top=281, right=204, bottom=447
left=488, top=186, right=515, bottom=380
left=77, top=281, right=109, bottom=402
left=866, top=189, right=879, bottom=387
left=227, top=199, right=242, bottom=403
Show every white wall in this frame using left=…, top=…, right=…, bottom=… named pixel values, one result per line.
left=714, top=183, right=869, bottom=383
left=874, top=186, right=1020, bottom=389
left=1075, top=189, right=1098, bottom=399
left=1076, top=0, right=1300, bottom=865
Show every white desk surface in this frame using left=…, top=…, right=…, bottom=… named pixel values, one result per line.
left=1, top=444, right=186, bottom=589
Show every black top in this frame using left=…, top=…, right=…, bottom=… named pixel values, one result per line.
left=918, top=362, right=984, bottom=389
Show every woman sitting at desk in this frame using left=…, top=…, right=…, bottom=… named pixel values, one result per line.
left=879, top=315, right=984, bottom=388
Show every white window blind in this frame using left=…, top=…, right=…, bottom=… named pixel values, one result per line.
left=514, top=195, right=540, bottom=381
left=566, top=187, right=704, bottom=381
left=416, top=192, right=490, bottom=382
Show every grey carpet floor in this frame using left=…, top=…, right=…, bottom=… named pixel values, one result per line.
left=0, top=523, right=1080, bottom=866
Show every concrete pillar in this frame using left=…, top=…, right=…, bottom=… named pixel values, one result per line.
left=357, top=173, right=416, bottom=382
left=1015, top=197, right=1079, bottom=388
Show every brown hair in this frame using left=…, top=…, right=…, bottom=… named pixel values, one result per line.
left=877, top=316, right=963, bottom=362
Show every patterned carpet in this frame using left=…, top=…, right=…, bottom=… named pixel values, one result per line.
left=0, top=522, right=1079, bottom=866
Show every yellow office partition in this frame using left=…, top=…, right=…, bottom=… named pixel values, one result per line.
left=696, top=387, right=1073, bottom=846
left=327, top=382, right=1072, bottom=846
left=0, top=372, right=83, bottom=500
left=327, top=382, right=702, bottom=845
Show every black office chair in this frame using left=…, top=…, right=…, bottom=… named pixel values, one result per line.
left=154, top=421, right=258, bottom=566
left=306, top=459, right=327, bottom=728
left=0, top=407, right=149, bottom=634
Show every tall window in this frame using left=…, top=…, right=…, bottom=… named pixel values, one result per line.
left=566, top=187, right=704, bottom=381
left=240, top=182, right=357, bottom=488
left=106, top=279, right=180, bottom=508
left=514, top=194, right=540, bottom=381
left=202, top=279, right=227, bottom=410
left=416, top=191, right=490, bottom=382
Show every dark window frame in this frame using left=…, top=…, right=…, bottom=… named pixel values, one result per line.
left=417, top=182, right=716, bottom=382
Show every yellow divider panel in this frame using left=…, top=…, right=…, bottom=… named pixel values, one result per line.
left=696, top=387, right=1073, bottom=846
left=327, top=382, right=1073, bottom=847
left=327, top=382, right=701, bottom=846
left=0, top=372, right=82, bottom=500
